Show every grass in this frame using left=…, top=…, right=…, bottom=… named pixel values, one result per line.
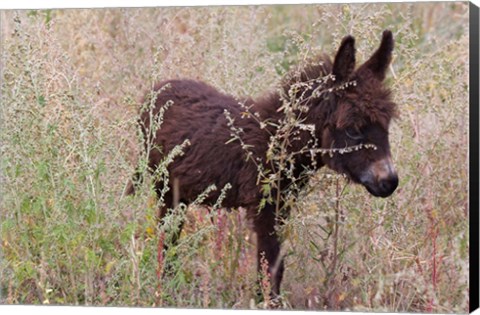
left=0, top=2, right=470, bottom=312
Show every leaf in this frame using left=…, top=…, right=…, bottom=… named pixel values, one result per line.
left=225, top=137, right=237, bottom=145
left=37, top=95, right=46, bottom=107
left=105, top=260, right=116, bottom=275
left=261, top=184, right=271, bottom=195
left=146, top=226, right=155, bottom=238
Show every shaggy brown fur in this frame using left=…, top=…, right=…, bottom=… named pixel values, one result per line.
left=127, top=30, right=399, bottom=298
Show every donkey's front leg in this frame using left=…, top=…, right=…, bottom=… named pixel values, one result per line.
left=252, top=204, right=285, bottom=298
left=155, top=190, right=185, bottom=277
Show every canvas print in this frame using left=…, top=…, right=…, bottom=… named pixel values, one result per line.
left=0, top=1, right=476, bottom=313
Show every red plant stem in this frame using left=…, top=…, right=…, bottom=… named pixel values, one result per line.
left=432, top=227, right=438, bottom=291
left=426, top=217, right=439, bottom=312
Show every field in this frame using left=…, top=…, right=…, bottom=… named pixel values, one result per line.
left=0, top=2, right=470, bottom=312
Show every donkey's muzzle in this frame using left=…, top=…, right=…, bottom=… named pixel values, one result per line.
left=363, top=174, right=398, bottom=198
left=361, top=157, right=398, bottom=198
left=378, top=174, right=398, bottom=197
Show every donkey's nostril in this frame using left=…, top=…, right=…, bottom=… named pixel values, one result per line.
left=379, top=174, right=398, bottom=194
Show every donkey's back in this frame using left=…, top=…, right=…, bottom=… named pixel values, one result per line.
left=139, top=79, right=266, bottom=208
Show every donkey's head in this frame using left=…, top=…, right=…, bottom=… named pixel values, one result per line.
left=322, top=30, right=398, bottom=198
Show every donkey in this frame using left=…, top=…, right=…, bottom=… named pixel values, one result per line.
left=127, top=30, right=399, bottom=298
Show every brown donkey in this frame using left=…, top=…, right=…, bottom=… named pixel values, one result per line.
left=127, top=30, right=399, bottom=299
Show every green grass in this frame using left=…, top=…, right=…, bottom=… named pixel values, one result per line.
left=0, top=2, right=470, bottom=311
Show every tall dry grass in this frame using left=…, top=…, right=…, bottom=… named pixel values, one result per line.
left=0, top=2, right=470, bottom=312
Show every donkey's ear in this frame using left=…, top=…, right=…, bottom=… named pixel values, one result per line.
left=332, top=35, right=356, bottom=83
left=359, top=30, right=394, bottom=81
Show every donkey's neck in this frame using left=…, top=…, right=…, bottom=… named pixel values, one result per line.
left=249, top=57, right=335, bottom=171
left=252, top=87, right=333, bottom=170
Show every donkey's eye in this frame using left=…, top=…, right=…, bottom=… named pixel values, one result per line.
left=345, top=128, right=364, bottom=141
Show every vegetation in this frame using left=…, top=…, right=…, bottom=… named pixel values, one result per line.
left=0, top=2, right=469, bottom=312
